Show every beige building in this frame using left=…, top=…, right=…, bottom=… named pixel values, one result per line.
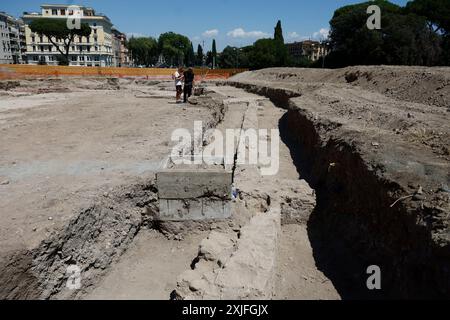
left=286, top=40, right=329, bottom=62
left=112, top=27, right=130, bottom=67
left=22, top=4, right=116, bottom=66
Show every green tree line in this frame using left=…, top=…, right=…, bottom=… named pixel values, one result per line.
left=29, top=0, right=449, bottom=69
left=128, top=32, right=219, bottom=68
left=323, top=0, right=449, bottom=67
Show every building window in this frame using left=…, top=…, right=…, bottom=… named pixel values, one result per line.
left=79, top=36, right=82, bottom=43
left=32, top=36, right=35, bottom=42
left=40, top=46, right=44, bottom=52
left=61, top=9, right=66, bottom=15
left=52, top=9, right=58, bottom=15
left=32, top=45, right=36, bottom=52
left=69, top=10, right=73, bottom=15
left=71, top=56, right=77, bottom=61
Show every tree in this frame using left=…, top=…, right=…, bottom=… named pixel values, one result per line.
left=406, top=0, right=450, bottom=65
left=205, top=50, right=213, bottom=67
left=219, top=46, right=239, bottom=68
left=248, top=39, right=278, bottom=70
left=274, top=20, right=284, bottom=43
left=238, top=46, right=252, bottom=68
left=127, top=37, right=158, bottom=67
left=328, top=0, right=444, bottom=67
left=196, top=44, right=204, bottom=66
left=185, top=42, right=195, bottom=67
left=212, top=39, right=217, bottom=69
left=406, top=0, right=450, bottom=35
left=29, top=18, right=91, bottom=65
left=158, top=32, right=190, bottom=66
left=272, top=20, right=288, bottom=66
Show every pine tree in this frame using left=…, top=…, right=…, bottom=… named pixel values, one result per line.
left=273, top=20, right=287, bottom=66
left=274, top=20, right=284, bottom=43
left=197, top=44, right=204, bottom=66
left=212, top=39, right=217, bottom=69
left=185, top=42, right=195, bottom=67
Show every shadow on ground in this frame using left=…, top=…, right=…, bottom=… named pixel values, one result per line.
left=278, top=112, right=387, bottom=300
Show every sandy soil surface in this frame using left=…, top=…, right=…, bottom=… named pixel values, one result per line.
left=0, top=77, right=212, bottom=257
left=85, top=229, right=208, bottom=300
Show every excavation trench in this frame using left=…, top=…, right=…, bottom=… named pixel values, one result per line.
left=225, top=80, right=450, bottom=299
left=3, top=78, right=446, bottom=299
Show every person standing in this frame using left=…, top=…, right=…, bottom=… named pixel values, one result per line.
left=173, top=67, right=184, bottom=103
left=183, top=68, right=195, bottom=103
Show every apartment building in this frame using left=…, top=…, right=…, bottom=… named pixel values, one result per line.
left=112, top=28, right=130, bottom=67
left=0, top=12, right=12, bottom=64
left=286, top=40, right=330, bottom=62
left=7, top=16, right=27, bottom=64
left=22, top=4, right=116, bottom=66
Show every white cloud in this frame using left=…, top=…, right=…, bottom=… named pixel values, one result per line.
left=202, top=29, right=219, bottom=37
left=312, top=28, right=329, bottom=40
left=287, top=32, right=300, bottom=39
left=193, top=36, right=201, bottom=41
left=227, top=28, right=270, bottom=39
left=126, top=32, right=148, bottom=38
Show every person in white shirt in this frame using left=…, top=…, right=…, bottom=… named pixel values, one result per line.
left=173, top=67, right=184, bottom=103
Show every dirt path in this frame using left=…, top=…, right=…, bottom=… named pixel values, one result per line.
left=85, top=229, right=208, bottom=300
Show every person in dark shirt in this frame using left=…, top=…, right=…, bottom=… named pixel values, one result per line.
left=183, top=68, right=195, bottom=103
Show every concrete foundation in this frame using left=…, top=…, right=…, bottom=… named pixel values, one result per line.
left=156, top=169, right=232, bottom=221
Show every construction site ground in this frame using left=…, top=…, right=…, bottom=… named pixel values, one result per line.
left=0, top=65, right=449, bottom=299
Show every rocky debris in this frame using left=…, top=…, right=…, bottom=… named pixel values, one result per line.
left=174, top=207, right=281, bottom=300
left=188, top=97, right=199, bottom=105
left=0, top=80, right=20, bottom=91
left=198, top=231, right=236, bottom=265
left=279, top=180, right=316, bottom=225
left=134, top=79, right=161, bottom=86
left=194, top=87, right=205, bottom=96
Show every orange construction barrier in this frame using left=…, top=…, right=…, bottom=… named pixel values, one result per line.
left=0, top=64, right=247, bottom=80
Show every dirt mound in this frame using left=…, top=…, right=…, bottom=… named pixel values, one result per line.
left=230, top=66, right=450, bottom=109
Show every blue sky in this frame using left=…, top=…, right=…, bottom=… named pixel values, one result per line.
left=2, top=0, right=409, bottom=51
